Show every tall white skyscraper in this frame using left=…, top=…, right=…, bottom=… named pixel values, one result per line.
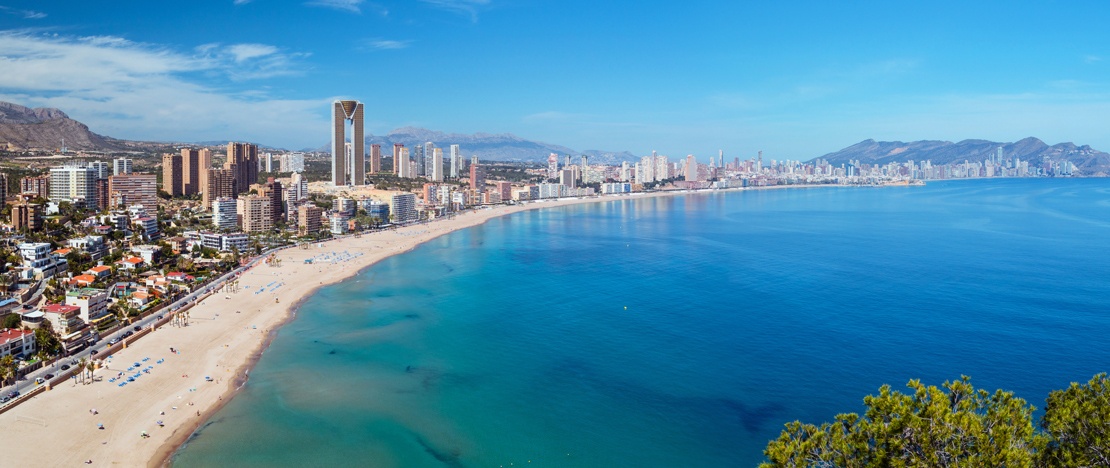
left=397, top=147, right=412, bottom=178
left=431, top=147, right=444, bottom=182
left=331, top=100, right=364, bottom=186
left=449, top=144, right=461, bottom=178
left=423, top=142, right=435, bottom=177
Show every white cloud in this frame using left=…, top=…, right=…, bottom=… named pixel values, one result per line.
left=234, top=0, right=253, bottom=4
left=0, top=6, right=47, bottom=19
left=420, top=0, right=490, bottom=21
left=305, top=0, right=363, bottom=13
left=0, top=31, right=328, bottom=149
left=360, top=39, right=412, bottom=50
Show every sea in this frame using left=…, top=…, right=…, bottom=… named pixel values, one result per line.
left=171, top=178, right=1110, bottom=467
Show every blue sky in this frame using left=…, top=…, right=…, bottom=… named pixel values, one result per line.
left=0, top=1, right=1107, bottom=160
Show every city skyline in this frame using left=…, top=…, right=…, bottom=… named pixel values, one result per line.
left=0, top=2, right=1108, bottom=160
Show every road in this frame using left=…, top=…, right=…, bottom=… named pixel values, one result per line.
left=1, top=254, right=270, bottom=404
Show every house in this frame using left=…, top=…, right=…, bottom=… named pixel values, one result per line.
left=165, top=271, right=195, bottom=283
left=131, top=245, right=161, bottom=265
left=86, top=265, right=112, bottom=278
left=115, top=256, right=145, bottom=271
left=53, top=247, right=73, bottom=257
left=129, top=291, right=152, bottom=307
left=69, top=274, right=97, bottom=287
left=68, top=235, right=108, bottom=260
left=166, top=236, right=188, bottom=253
left=65, top=288, right=111, bottom=329
left=18, top=242, right=67, bottom=280
left=0, top=329, right=35, bottom=359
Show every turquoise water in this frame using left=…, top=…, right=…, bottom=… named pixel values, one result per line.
left=172, top=179, right=1110, bottom=467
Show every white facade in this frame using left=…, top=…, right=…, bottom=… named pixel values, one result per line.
left=389, top=193, right=417, bottom=223
left=49, top=163, right=99, bottom=209
left=213, top=197, right=238, bottom=231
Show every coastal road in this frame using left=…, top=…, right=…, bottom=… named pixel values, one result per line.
left=2, top=258, right=267, bottom=405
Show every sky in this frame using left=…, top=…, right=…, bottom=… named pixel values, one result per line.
left=0, top=0, right=1108, bottom=160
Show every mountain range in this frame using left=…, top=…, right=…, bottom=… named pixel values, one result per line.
left=0, top=101, right=126, bottom=151
left=816, top=138, right=1110, bottom=175
left=311, top=127, right=639, bottom=165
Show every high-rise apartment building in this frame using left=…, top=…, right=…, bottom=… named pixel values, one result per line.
left=449, top=144, right=461, bottom=178
left=331, top=100, right=364, bottom=186
left=423, top=142, right=435, bottom=177
left=685, top=154, right=698, bottom=182
left=162, top=153, right=183, bottom=196
left=89, top=161, right=110, bottom=180
left=469, top=159, right=487, bottom=193
left=260, top=178, right=284, bottom=223
left=397, top=147, right=412, bottom=178
left=226, top=142, right=259, bottom=193
left=20, top=175, right=49, bottom=198
left=237, top=195, right=273, bottom=233
left=496, top=181, right=512, bottom=202
left=11, top=203, right=42, bottom=232
left=389, top=193, right=417, bottom=223
left=108, top=173, right=157, bottom=209
left=212, top=197, right=238, bottom=231
left=113, top=158, right=133, bottom=176
left=547, top=153, right=559, bottom=179
left=392, top=144, right=405, bottom=176
left=203, top=168, right=237, bottom=209
left=298, top=204, right=323, bottom=234
left=49, top=163, right=99, bottom=209
left=369, top=144, right=382, bottom=174
left=180, top=148, right=204, bottom=195
left=431, top=147, right=444, bottom=182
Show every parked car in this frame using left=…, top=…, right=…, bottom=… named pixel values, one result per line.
left=60, top=364, right=70, bottom=370
left=133, top=326, right=141, bottom=332
left=1, top=396, right=9, bottom=403
left=8, top=390, right=19, bottom=398
left=108, top=338, right=120, bottom=345
left=34, top=377, right=44, bottom=384
left=90, top=350, right=99, bottom=356
left=44, top=373, right=54, bottom=379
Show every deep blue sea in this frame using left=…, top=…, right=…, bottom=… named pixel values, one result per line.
left=172, top=179, right=1110, bottom=467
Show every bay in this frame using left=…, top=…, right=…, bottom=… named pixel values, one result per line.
left=172, top=179, right=1110, bottom=467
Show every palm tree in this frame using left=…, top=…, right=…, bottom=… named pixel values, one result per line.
left=83, top=359, right=95, bottom=384
left=76, top=357, right=88, bottom=384
left=0, top=355, right=14, bottom=386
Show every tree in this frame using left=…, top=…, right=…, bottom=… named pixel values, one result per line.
left=761, top=376, right=1044, bottom=467
left=0, top=355, right=14, bottom=386
left=34, top=325, right=62, bottom=359
left=1040, top=373, right=1110, bottom=466
left=1, top=314, right=21, bottom=329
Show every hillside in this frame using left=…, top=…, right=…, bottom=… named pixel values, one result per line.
left=0, top=102, right=125, bottom=151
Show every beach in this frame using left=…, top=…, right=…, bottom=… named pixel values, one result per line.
left=0, top=190, right=721, bottom=467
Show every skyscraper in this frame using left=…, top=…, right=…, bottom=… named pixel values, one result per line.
left=331, top=100, right=364, bottom=186
left=397, top=147, right=412, bottom=178
left=423, top=142, right=435, bottom=177
left=369, top=144, right=382, bottom=174
left=162, top=153, right=183, bottom=196
left=469, top=158, right=486, bottom=193
left=180, top=148, right=202, bottom=195
left=449, top=144, right=461, bottom=178
left=226, top=142, right=259, bottom=192
left=547, top=153, right=559, bottom=179
left=49, top=163, right=99, bottom=209
left=392, top=144, right=405, bottom=176
left=431, top=147, right=444, bottom=182
left=413, top=144, right=426, bottom=177
left=685, top=154, right=697, bottom=182
left=203, top=168, right=237, bottom=209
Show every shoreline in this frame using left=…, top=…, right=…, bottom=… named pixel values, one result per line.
left=0, top=184, right=848, bottom=467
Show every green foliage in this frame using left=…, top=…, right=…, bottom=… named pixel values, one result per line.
left=763, top=374, right=1110, bottom=467
left=34, top=326, right=61, bottom=358
left=1040, top=373, right=1110, bottom=466
left=1, top=314, right=21, bottom=329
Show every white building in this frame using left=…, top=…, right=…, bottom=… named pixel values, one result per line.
left=389, top=193, right=417, bottom=223
left=449, top=144, right=461, bottom=178
left=49, top=163, right=99, bottom=209
left=113, top=158, right=133, bottom=176
left=212, top=197, right=238, bottom=231
left=18, top=242, right=66, bottom=280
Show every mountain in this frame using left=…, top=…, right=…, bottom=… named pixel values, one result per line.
left=0, top=101, right=125, bottom=151
left=815, top=137, right=1110, bottom=175
left=311, top=126, right=640, bottom=164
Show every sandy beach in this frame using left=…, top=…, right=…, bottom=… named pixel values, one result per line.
left=0, top=189, right=736, bottom=467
